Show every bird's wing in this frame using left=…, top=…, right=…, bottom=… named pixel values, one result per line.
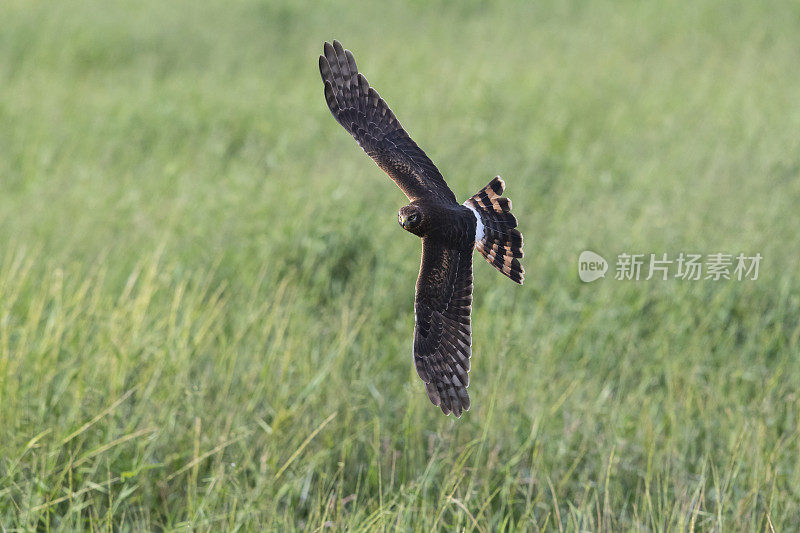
left=413, top=238, right=473, bottom=417
left=319, top=40, right=457, bottom=204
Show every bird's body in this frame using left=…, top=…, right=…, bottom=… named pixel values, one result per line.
left=402, top=200, right=476, bottom=247
left=319, top=41, right=524, bottom=417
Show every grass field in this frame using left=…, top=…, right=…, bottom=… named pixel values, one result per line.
left=2, top=0, right=800, bottom=529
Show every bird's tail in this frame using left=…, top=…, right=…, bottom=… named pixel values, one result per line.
left=464, top=176, right=525, bottom=284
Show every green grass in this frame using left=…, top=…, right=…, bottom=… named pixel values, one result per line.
left=1, top=0, right=800, bottom=529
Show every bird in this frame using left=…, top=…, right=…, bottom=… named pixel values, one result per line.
left=319, top=40, right=524, bottom=417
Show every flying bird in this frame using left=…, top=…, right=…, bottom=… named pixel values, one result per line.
left=319, top=41, right=524, bottom=417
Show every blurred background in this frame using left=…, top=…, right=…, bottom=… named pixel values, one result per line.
left=1, top=0, right=799, bottom=529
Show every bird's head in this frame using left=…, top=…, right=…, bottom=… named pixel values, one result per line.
left=398, top=204, right=426, bottom=236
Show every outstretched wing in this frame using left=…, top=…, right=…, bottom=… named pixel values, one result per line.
left=319, top=40, right=457, bottom=204
left=413, top=239, right=473, bottom=417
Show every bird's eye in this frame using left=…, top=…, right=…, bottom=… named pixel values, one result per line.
left=409, top=213, right=419, bottom=222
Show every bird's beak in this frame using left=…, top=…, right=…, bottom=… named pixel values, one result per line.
left=399, top=215, right=407, bottom=228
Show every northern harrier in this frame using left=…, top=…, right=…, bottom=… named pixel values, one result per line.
left=319, top=41, right=524, bottom=417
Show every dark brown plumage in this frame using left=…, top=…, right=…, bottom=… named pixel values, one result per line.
left=319, top=41, right=524, bottom=417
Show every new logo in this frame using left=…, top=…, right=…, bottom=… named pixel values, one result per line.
left=578, top=250, right=608, bottom=282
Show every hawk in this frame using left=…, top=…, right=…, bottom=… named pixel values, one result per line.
left=319, top=41, right=524, bottom=417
